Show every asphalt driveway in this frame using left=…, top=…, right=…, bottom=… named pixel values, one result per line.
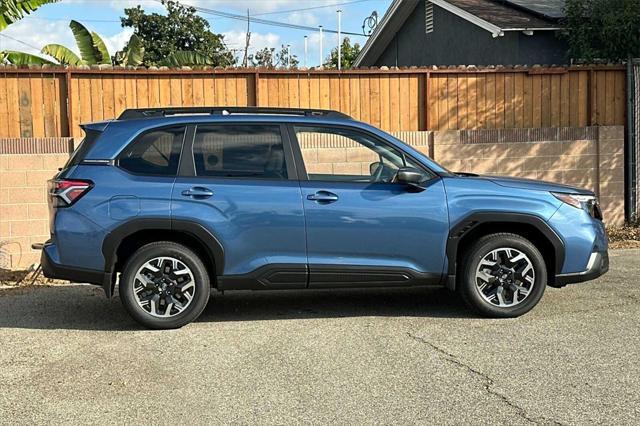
left=1, top=249, right=639, bottom=425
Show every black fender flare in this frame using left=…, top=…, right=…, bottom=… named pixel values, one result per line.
left=445, top=212, right=565, bottom=287
left=102, top=217, right=225, bottom=276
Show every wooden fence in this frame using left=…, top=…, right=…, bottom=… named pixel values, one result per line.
left=0, top=66, right=626, bottom=139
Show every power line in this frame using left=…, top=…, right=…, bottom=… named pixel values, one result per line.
left=0, top=32, right=42, bottom=52
left=156, top=1, right=367, bottom=37
left=252, top=0, right=371, bottom=16
left=24, top=16, right=121, bottom=22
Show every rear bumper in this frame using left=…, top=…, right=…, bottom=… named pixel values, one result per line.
left=39, top=241, right=113, bottom=296
left=555, top=251, right=609, bottom=285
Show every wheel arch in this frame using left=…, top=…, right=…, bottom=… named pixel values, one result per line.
left=445, top=212, right=564, bottom=289
left=102, top=219, right=224, bottom=297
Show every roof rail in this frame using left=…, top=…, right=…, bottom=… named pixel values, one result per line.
left=117, top=107, right=351, bottom=120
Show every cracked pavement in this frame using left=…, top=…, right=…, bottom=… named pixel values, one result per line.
left=1, top=249, right=639, bottom=425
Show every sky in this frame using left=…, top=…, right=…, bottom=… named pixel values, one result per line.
left=0, top=0, right=393, bottom=67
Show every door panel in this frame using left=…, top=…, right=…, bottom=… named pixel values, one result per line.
left=300, top=179, right=449, bottom=286
left=172, top=123, right=307, bottom=288
left=292, top=124, right=449, bottom=286
left=172, top=178, right=307, bottom=280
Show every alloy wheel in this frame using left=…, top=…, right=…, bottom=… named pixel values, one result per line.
left=474, top=247, right=535, bottom=308
left=132, top=257, right=196, bottom=318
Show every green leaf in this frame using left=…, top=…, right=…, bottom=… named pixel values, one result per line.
left=0, top=0, right=60, bottom=31
left=69, top=20, right=100, bottom=64
left=161, top=51, right=214, bottom=67
left=122, top=34, right=144, bottom=66
left=91, top=31, right=111, bottom=64
left=2, top=50, right=55, bottom=65
left=41, top=44, right=82, bottom=65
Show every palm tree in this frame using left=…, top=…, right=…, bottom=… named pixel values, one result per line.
left=0, top=0, right=59, bottom=31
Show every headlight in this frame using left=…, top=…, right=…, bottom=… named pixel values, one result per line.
left=552, top=192, right=596, bottom=209
left=552, top=192, right=602, bottom=220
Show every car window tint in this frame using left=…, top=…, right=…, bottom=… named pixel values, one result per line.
left=294, top=125, right=431, bottom=183
left=119, top=126, right=185, bottom=176
left=193, top=125, right=287, bottom=179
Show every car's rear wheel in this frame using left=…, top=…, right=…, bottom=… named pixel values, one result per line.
left=119, top=242, right=210, bottom=329
left=458, top=233, right=547, bottom=318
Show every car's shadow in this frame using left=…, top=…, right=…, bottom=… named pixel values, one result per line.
left=0, top=284, right=474, bottom=331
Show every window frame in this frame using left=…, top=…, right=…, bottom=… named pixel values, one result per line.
left=116, top=124, right=188, bottom=177
left=177, top=122, right=300, bottom=181
left=286, top=123, right=437, bottom=184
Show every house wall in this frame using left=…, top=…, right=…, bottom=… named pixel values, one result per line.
left=372, top=0, right=568, bottom=67
left=0, top=127, right=626, bottom=271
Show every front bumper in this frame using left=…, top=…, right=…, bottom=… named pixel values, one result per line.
left=555, top=251, right=609, bottom=285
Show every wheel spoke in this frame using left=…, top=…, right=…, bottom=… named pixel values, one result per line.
left=477, top=269, right=495, bottom=284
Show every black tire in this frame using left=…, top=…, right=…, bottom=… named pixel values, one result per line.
left=119, top=241, right=210, bottom=329
left=458, top=233, right=546, bottom=318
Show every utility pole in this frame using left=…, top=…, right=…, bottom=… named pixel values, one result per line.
left=242, top=9, right=251, bottom=67
left=304, top=35, right=308, bottom=68
left=319, top=25, right=323, bottom=68
left=337, top=10, right=342, bottom=71
left=286, top=44, right=291, bottom=68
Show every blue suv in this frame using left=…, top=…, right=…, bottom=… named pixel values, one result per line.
left=39, top=107, right=609, bottom=329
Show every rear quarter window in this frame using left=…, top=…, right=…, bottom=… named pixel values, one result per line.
left=118, top=126, right=186, bottom=176
left=64, top=129, right=102, bottom=170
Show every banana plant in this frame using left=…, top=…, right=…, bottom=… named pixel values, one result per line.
left=0, top=0, right=59, bottom=31
left=41, top=20, right=108, bottom=65
left=161, top=51, right=218, bottom=67
left=1, top=50, right=55, bottom=65
left=114, top=34, right=144, bottom=67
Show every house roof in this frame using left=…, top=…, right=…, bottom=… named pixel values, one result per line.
left=444, top=0, right=558, bottom=29
left=354, top=0, right=564, bottom=67
left=503, top=0, right=566, bottom=20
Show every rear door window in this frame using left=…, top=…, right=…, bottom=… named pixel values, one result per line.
left=192, top=125, right=287, bottom=179
left=118, top=126, right=185, bottom=176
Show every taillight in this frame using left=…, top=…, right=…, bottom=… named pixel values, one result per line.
left=49, top=179, right=93, bottom=207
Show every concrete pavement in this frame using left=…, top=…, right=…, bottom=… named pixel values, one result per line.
left=1, top=249, right=639, bottom=425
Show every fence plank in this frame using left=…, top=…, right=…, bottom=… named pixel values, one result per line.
left=379, top=75, right=389, bottom=131
left=560, top=73, right=570, bottom=126
left=399, top=75, right=410, bottom=130
left=42, top=76, right=57, bottom=137
left=540, top=75, right=551, bottom=127
left=29, top=75, right=45, bottom=137
left=595, top=71, right=606, bottom=125
left=504, top=73, right=514, bottom=128
left=577, top=71, right=588, bottom=126
left=101, top=75, right=115, bottom=120
left=458, top=74, right=468, bottom=129
left=447, top=74, right=458, bottom=130
left=0, top=74, right=8, bottom=137
left=613, top=70, right=625, bottom=125
left=514, top=73, right=524, bottom=128
left=605, top=71, right=615, bottom=124
left=486, top=74, right=496, bottom=129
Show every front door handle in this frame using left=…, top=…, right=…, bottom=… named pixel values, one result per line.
left=181, top=186, right=214, bottom=199
left=307, top=190, right=339, bottom=204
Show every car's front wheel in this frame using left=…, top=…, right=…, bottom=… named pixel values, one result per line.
left=119, top=242, right=210, bottom=329
left=458, top=233, right=547, bottom=318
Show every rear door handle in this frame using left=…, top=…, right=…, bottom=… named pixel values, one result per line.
left=307, top=190, right=339, bottom=203
left=181, top=186, right=214, bottom=199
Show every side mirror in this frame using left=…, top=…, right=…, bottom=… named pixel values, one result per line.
left=396, top=167, right=424, bottom=185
